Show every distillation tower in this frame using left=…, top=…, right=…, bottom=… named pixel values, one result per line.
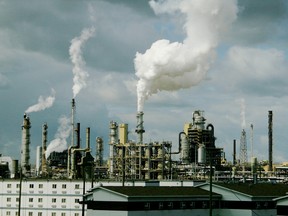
left=180, top=111, right=222, bottom=168
left=21, top=113, right=31, bottom=176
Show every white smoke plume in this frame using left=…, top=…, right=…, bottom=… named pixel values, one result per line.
left=239, top=98, right=246, bottom=129
left=134, top=0, right=238, bottom=112
left=69, top=27, right=95, bottom=98
left=45, top=116, right=71, bottom=159
left=25, top=88, right=56, bottom=113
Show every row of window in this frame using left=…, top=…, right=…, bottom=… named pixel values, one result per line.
left=6, top=212, right=80, bottom=216
left=6, top=183, right=81, bottom=189
left=6, top=197, right=80, bottom=203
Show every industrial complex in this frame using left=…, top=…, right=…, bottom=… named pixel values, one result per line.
left=1, top=99, right=288, bottom=216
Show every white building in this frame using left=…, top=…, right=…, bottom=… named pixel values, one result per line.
left=0, top=179, right=93, bottom=216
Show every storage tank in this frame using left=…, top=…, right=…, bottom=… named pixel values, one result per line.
left=198, top=144, right=206, bottom=164
left=180, top=132, right=189, bottom=164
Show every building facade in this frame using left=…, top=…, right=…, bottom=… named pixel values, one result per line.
left=0, top=179, right=92, bottom=216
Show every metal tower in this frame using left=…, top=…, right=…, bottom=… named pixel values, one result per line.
left=240, top=129, right=247, bottom=169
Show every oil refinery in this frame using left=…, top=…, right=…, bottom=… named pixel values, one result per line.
left=1, top=99, right=288, bottom=216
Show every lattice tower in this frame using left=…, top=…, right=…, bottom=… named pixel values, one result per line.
left=240, top=129, right=247, bottom=166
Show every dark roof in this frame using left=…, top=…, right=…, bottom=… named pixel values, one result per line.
left=215, top=183, right=288, bottom=197
left=102, top=186, right=220, bottom=197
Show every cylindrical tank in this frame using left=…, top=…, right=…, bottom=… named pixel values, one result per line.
left=119, top=124, right=128, bottom=145
left=198, top=144, right=206, bottom=164
left=36, top=146, right=42, bottom=176
left=11, top=160, right=18, bottom=178
left=180, top=132, right=189, bottom=164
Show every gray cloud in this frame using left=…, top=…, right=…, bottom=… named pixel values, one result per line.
left=0, top=0, right=288, bottom=164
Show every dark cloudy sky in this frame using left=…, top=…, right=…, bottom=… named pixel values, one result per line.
left=0, top=0, right=288, bottom=164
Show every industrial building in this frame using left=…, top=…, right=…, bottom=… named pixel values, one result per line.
left=83, top=183, right=288, bottom=216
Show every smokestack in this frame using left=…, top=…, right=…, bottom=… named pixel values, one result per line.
left=135, top=111, right=145, bottom=144
left=21, top=113, right=31, bottom=175
left=76, top=123, right=80, bottom=148
left=233, top=139, right=236, bottom=165
left=86, top=127, right=90, bottom=149
left=41, top=123, right=48, bottom=176
left=268, top=110, right=273, bottom=172
left=96, top=137, right=103, bottom=167
left=71, top=98, right=76, bottom=146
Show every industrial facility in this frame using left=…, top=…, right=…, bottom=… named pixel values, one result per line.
left=0, top=99, right=286, bottom=182
left=13, top=99, right=228, bottom=181
left=1, top=99, right=288, bottom=216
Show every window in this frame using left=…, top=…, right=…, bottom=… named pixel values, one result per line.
left=61, top=213, right=66, bottom=216
left=38, top=213, right=42, bottom=216
left=7, top=184, right=11, bottom=188
left=39, top=184, right=43, bottom=189
left=38, top=198, right=43, bottom=203
left=29, top=184, right=34, bottom=188
left=74, top=213, right=79, bottom=216
left=75, top=184, right=80, bottom=189
left=29, top=198, right=33, bottom=202
left=52, top=198, right=56, bottom=203
left=62, top=184, right=66, bottom=189
left=52, top=184, right=57, bottom=189
left=61, top=198, right=66, bottom=203
left=7, top=197, right=11, bottom=202
left=16, top=198, right=19, bottom=202
left=6, top=211, right=10, bottom=215
left=75, top=199, right=79, bottom=203
left=28, top=212, right=33, bottom=216
left=16, top=184, right=20, bottom=188
left=51, top=213, right=56, bottom=216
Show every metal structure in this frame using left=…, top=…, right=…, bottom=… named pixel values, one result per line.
left=239, top=129, right=247, bottom=170
left=108, top=112, right=172, bottom=180
left=180, top=111, right=222, bottom=169
left=268, top=110, right=273, bottom=172
left=20, top=113, right=31, bottom=176
left=95, top=137, right=103, bottom=167
left=41, top=123, right=48, bottom=176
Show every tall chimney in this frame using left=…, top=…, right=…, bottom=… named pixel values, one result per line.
left=76, top=123, right=80, bottom=148
left=21, top=113, right=31, bottom=175
left=268, top=110, right=273, bottom=172
left=135, top=111, right=145, bottom=144
left=41, top=123, right=48, bottom=176
left=233, top=139, right=236, bottom=165
left=86, top=127, right=90, bottom=149
left=71, top=98, right=76, bottom=146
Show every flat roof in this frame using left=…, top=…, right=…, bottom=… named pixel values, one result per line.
left=215, top=183, right=288, bottom=197
left=102, top=186, right=220, bottom=197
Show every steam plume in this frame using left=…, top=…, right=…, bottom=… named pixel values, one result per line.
left=69, top=27, right=95, bottom=98
left=25, top=88, right=56, bottom=113
left=135, top=0, right=238, bottom=111
left=239, top=98, right=246, bottom=129
left=45, top=116, right=71, bottom=159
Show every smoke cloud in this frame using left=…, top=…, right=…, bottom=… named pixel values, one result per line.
left=134, top=0, right=238, bottom=112
left=25, top=88, right=56, bottom=113
left=239, top=98, right=246, bottom=129
left=45, top=115, right=71, bottom=159
left=69, top=27, right=95, bottom=98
